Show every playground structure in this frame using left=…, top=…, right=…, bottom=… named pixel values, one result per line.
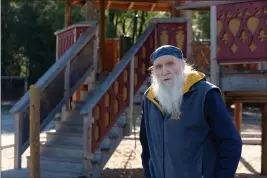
left=2, top=0, right=267, bottom=177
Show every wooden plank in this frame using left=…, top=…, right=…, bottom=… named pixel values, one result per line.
left=234, top=103, right=242, bottom=133
left=225, top=91, right=267, bottom=97
left=262, top=103, right=267, bottom=175
left=171, top=0, right=181, bottom=17
left=94, top=2, right=170, bottom=11
left=99, top=0, right=106, bottom=72
left=30, top=85, right=40, bottom=178
left=226, top=99, right=267, bottom=104
left=220, top=74, right=267, bottom=91
left=14, top=112, right=23, bottom=169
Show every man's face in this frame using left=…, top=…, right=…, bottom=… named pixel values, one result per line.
left=151, top=55, right=185, bottom=115
left=153, top=55, right=184, bottom=86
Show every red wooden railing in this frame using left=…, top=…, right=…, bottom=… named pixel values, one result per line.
left=55, top=22, right=91, bottom=60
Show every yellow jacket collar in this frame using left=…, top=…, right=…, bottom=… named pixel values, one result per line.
left=147, top=71, right=206, bottom=114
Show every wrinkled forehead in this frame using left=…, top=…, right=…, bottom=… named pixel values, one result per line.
left=153, top=55, right=181, bottom=66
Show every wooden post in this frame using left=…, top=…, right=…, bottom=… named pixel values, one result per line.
left=86, top=0, right=96, bottom=20
left=29, top=85, right=40, bottom=178
left=124, top=56, right=135, bottom=136
left=210, top=5, right=220, bottom=86
left=171, top=0, right=181, bottom=17
left=65, top=0, right=72, bottom=27
left=83, top=112, right=93, bottom=177
left=261, top=103, right=267, bottom=175
left=99, top=0, right=106, bottom=72
left=14, top=112, right=23, bottom=169
left=93, top=28, right=99, bottom=71
left=234, top=103, right=242, bottom=133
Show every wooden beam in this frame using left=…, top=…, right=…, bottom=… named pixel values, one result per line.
left=29, top=85, right=40, bottom=178
left=234, top=103, right=242, bottom=133
left=171, top=0, right=181, bottom=17
left=99, top=0, right=106, bottom=72
left=93, top=2, right=170, bottom=11
left=262, top=103, right=267, bottom=175
left=65, top=0, right=72, bottom=27
left=150, top=3, right=156, bottom=11
left=128, top=2, right=134, bottom=9
left=106, top=1, right=112, bottom=8
left=224, top=91, right=267, bottom=97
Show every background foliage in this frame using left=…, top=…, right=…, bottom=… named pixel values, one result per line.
left=2, top=1, right=208, bottom=85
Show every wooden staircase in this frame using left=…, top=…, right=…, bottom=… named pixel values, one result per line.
left=2, top=98, right=128, bottom=178
left=2, top=70, right=147, bottom=178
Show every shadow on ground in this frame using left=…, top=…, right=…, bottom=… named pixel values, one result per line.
left=99, top=168, right=265, bottom=178
left=100, top=168, right=144, bottom=178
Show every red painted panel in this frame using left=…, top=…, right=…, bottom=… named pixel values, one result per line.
left=156, top=22, right=187, bottom=58
left=56, top=26, right=90, bottom=61
left=91, top=64, right=130, bottom=152
left=57, top=28, right=75, bottom=60
left=91, top=29, right=156, bottom=152
left=134, top=30, right=155, bottom=94
left=76, top=26, right=89, bottom=39
left=217, top=0, right=267, bottom=63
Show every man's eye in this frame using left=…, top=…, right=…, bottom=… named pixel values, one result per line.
left=167, top=62, right=174, bottom=66
left=156, top=65, right=162, bottom=69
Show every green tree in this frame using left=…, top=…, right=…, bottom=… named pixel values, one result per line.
left=192, top=11, right=210, bottom=40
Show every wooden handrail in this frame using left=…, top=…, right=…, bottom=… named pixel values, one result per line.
left=80, top=23, right=156, bottom=115
left=11, top=21, right=99, bottom=169
left=10, top=22, right=98, bottom=114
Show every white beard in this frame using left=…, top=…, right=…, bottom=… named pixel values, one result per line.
left=151, top=73, right=185, bottom=116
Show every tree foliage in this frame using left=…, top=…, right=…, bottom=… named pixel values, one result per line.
left=192, top=11, right=210, bottom=40
left=2, top=0, right=85, bottom=84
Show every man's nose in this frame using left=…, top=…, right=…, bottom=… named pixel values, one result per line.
left=161, top=66, right=170, bottom=76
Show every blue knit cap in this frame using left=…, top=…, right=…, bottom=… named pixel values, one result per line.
left=151, top=45, right=183, bottom=63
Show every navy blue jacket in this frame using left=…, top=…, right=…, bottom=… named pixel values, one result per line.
left=139, top=72, right=242, bottom=178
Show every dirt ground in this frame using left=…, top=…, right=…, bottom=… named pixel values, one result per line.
left=99, top=135, right=264, bottom=178
left=99, top=108, right=265, bottom=178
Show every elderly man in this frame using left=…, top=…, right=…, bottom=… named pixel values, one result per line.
left=139, top=45, right=242, bottom=178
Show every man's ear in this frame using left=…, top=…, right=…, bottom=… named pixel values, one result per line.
left=148, top=65, right=154, bottom=71
left=180, top=60, right=185, bottom=70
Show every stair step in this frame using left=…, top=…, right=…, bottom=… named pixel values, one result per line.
left=1, top=168, right=80, bottom=178
left=91, top=150, right=102, bottom=163
left=71, top=100, right=85, bottom=109
left=96, top=72, right=109, bottom=82
left=100, top=138, right=111, bottom=150
left=116, top=115, right=127, bottom=127
left=26, top=156, right=83, bottom=174
left=242, top=137, right=261, bottom=145
left=41, top=143, right=83, bottom=160
left=46, top=131, right=83, bottom=146
left=92, top=129, right=124, bottom=177
left=55, top=120, right=83, bottom=133
left=65, top=115, right=84, bottom=122
left=241, top=132, right=261, bottom=138
left=108, top=127, right=121, bottom=139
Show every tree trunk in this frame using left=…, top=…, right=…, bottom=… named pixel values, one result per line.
left=138, top=11, right=146, bottom=37
left=131, top=11, right=138, bottom=44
